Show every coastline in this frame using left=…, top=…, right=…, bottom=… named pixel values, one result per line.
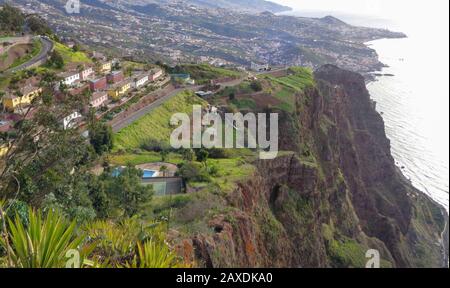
left=364, top=37, right=449, bottom=266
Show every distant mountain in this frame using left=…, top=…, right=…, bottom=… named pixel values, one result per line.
left=185, top=0, right=292, bottom=13
left=120, top=0, right=292, bottom=13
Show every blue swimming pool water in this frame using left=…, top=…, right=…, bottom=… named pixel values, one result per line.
left=112, top=167, right=123, bottom=177
left=142, top=170, right=156, bottom=179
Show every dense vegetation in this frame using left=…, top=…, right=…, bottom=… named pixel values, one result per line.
left=0, top=4, right=25, bottom=34
left=163, top=63, right=242, bottom=84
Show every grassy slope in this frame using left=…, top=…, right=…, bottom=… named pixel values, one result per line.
left=54, top=42, right=92, bottom=64
left=264, top=67, right=315, bottom=92
left=113, top=90, right=207, bottom=151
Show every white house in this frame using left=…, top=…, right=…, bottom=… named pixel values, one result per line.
left=81, top=66, right=94, bottom=80
left=250, top=62, right=269, bottom=72
left=133, top=74, right=149, bottom=89
left=58, top=71, right=80, bottom=86
left=63, top=111, right=82, bottom=130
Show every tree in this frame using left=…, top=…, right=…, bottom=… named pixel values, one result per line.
left=0, top=74, right=97, bottom=215
left=72, top=44, right=81, bottom=52
left=160, top=149, right=169, bottom=162
left=177, top=162, right=210, bottom=183
left=182, top=149, right=195, bottom=162
left=250, top=80, right=263, bottom=92
left=87, top=175, right=110, bottom=219
left=195, top=149, right=209, bottom=169
left=0, top=4, right=25, bottom=33
left=26, top=15, right=52, bottom=35
left=90, top=123, right=114, bottom=155
left=108, top=167, right=153, bottom=217
left=160, top=165, right=168, bottom=177
left=48, top=50, right=64, bottom=69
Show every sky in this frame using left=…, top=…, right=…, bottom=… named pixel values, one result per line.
left=271, top=0, right=449, bottom=53
left=271, top=0, right=449, bottom=22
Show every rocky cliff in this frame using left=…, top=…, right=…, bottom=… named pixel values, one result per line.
left=173, top=65, right=448, bottom=268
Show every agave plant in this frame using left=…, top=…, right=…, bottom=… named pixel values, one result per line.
left=0, top=208, right=88, bottom=268
left=125, top=240, right=187, bottom=268
left=83, top=217, right=169, bottom=267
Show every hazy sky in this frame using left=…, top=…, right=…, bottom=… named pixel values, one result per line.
left=271, top=0, right=449, bottom=20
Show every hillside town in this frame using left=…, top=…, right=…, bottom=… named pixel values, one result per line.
left=1, top=42, right=167, bottom=155
left=10, top=0, right=405, bottom=75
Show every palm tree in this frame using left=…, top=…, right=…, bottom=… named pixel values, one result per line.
left=160, top=165, right=168, bottom=177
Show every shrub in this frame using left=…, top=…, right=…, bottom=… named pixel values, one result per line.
left=177, top=162, right=210, bottom=183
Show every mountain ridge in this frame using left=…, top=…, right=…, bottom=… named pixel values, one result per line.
left=120, top=0, right=292, bottom=13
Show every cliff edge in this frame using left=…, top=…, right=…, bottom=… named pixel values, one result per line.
left=171, top=65, right=448, bottom=268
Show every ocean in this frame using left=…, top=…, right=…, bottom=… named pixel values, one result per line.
left=280, top=9, right=450, bottom=211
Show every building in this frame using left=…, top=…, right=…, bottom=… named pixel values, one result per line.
left=106, top=71, right=124, bottom=84
left=0, top=142, right=10, bottom=158
left=196, top=91, right=214, bottom=98
left=58, top=71, right=80, bottom=86
left=100, top=61, right=112, bottom=74
left=250, top=62, right=269, bottom=72
left=80, top=65, right=95, bottom=80
left=89, top=77, right=107, bottom=91
left=149, top=69, right=163, bottom=82
left=0, top=120, right=11, bottom=133
left=170, top=74, right=195, bottom=85
left=63, top=111, right=82, bottom=130
left=107, top=80, right=131, bottom=100
left=90, top=91, right=108, bottom=108
left=133, top=73, right=149, bottom=89
left=2, top=86, right=42, bottom=111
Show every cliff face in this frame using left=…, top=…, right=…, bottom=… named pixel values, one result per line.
left=175, top=65, right=448, bottom=268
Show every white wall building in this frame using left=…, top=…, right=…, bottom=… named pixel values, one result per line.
left=250, top=62, right=269, bottom=72
left=63, top=111, right=82, bottom=130
left=59, top=72, right=80, bottom=86
left=134, top=74, right=149, bottom=89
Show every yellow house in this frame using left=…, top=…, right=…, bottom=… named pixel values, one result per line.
left=100, top=61, right=112, bottom=74
left=0, top=143, right=10, bottom=158
left=2, top=86, right=42, bottom=111
left=107, top=80, right=131, bottom=100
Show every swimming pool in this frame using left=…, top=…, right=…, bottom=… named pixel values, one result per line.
left=142, top=170, right=158, bottom=179
left=111, top=167, right=124, bottom=177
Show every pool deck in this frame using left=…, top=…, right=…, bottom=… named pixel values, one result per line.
left=136, top=162, right=178, bottom=177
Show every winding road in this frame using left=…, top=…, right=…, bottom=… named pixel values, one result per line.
left=1, top=36, right=53, bottom=75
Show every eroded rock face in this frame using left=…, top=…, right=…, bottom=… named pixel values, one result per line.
left=175, top=65, right=448, bottom=268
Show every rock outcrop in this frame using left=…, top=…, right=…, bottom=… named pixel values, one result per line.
left=174, top=65, right=448, bottom=268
